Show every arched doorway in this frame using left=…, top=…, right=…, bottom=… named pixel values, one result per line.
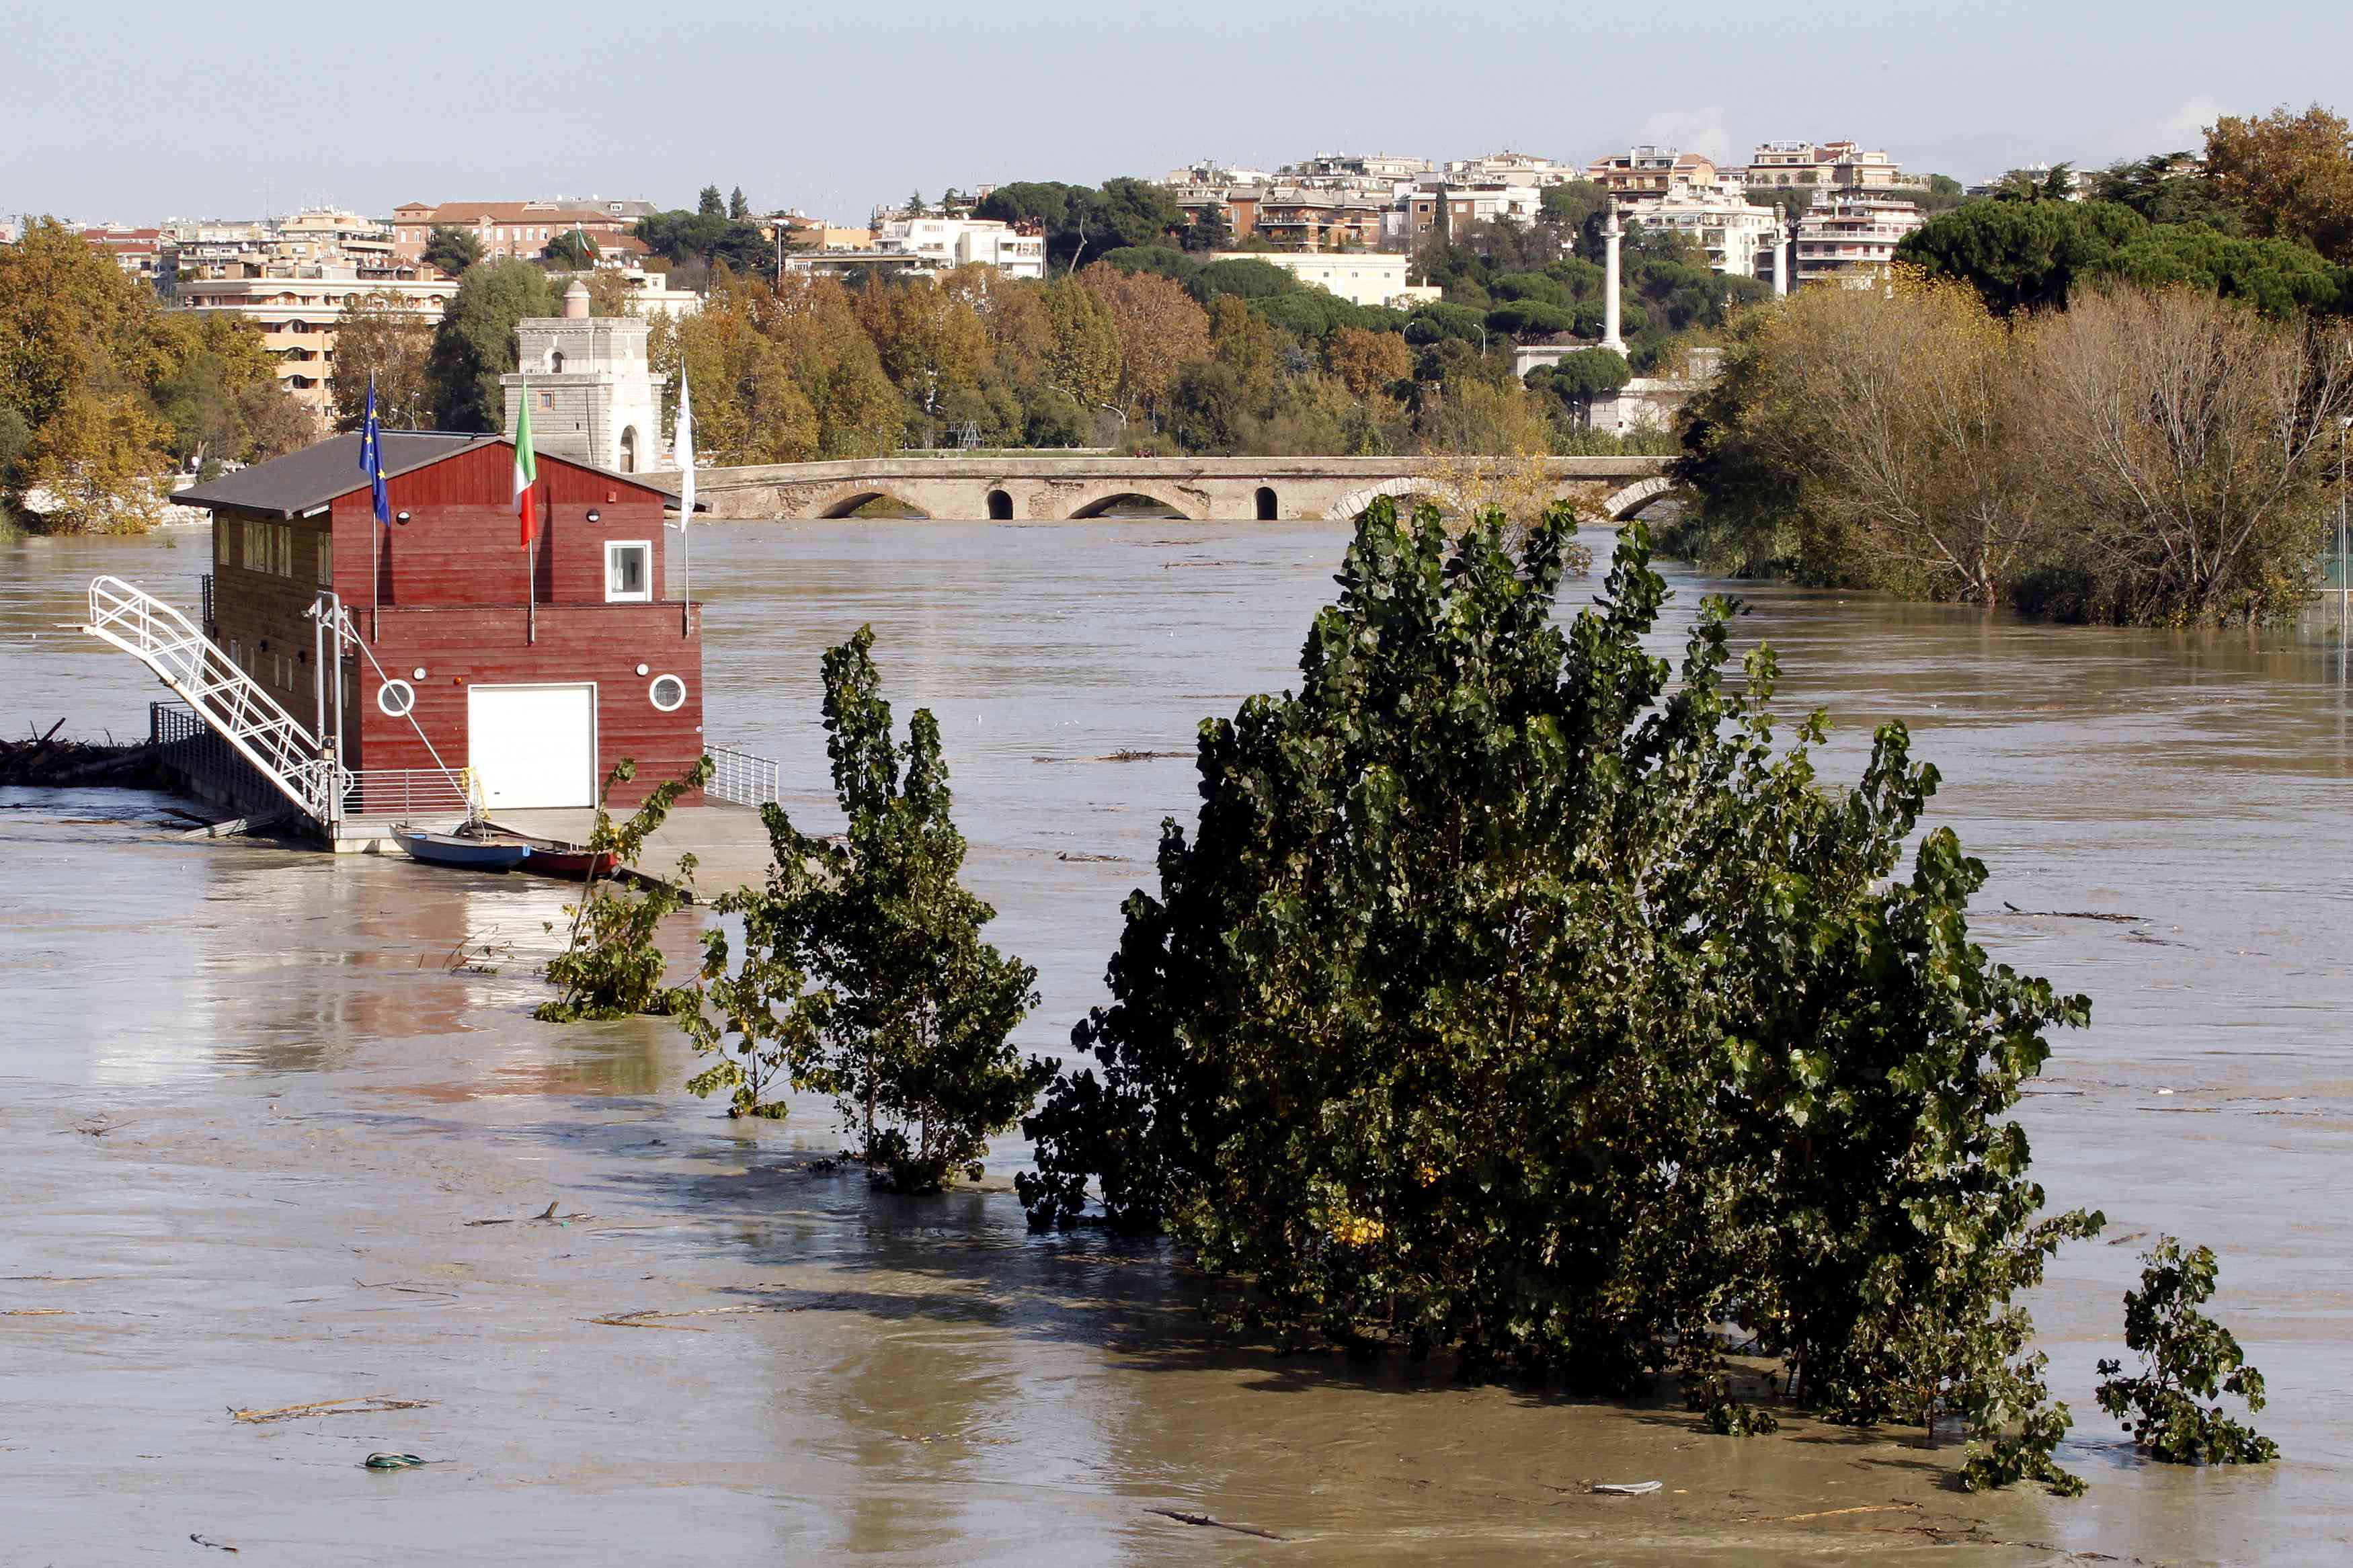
left=618, top=427, right=637, bottom=473
left=986, top=489, right=1014, bottom=520
left=1254, top=486, right=1277, bottom=520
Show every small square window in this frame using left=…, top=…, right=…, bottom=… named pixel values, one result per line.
left=606, top=540, right=651, bottom=602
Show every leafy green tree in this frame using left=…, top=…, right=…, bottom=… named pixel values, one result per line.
left=1181, top=204, right=1234, bottom=253
left=713, top=627, right=1045, bottom=1189
left=728, top=185, right=750, bottom=220
left=539, top=756, right=716, bottom=1022
left=698, top=184, right=725, bottom=218
left=2205, top=103, right=2353, bottom=263
left=1895, top=200, right=2149, bottom=314
left=2105, top=225, right=2352, bottom=316
left=329, top=292, right=436, bottom=430
left=1538, top=179, right=1606, bottom=231
left=541, top=229, right=598, bottom=270
left=422, top=224, right=485, bottom=276
left=1525, top=347, right=1631, bottom=425
left=2091, top=154, right=2243, bottom=231
left=1019, top=500, right=2101, bottom=1492
left=426, top=259, right=560, bottom=431
left=2095, top=1238, right=2278, bottom=1464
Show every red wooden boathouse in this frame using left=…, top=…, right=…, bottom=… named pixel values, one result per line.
left=170, top=431, right=704, bottom=811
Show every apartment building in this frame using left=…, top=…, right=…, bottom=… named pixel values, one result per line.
left=390, top=200, right=633, bottom=265
left=872, top=216, right=1046, bottom=279
left=81, top=226, right=165, bottom=282
left=1632, top=190, right=1784, bottom=282
left=1585, top=147, right=1724, bottom=200
left=1793, top=196, right=1924, bottom=287
left=1253, top=188, right=1388, bottom=251
left=176, top=276, right=455, bottom=415
left=1747, top=140, right=1904, bottom=198
left=1399, top=182, right=1542, bottom=247
left=1443, top=151, right=1583, bottom=186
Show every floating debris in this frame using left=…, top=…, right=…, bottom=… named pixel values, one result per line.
left=1149, top=1509, right=1285, bottom=1540
left=229, top=1395, right=432, bottom=1424
left=1593, top=1481, right=1663, bottom=1496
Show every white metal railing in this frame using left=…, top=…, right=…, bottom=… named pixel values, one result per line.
left=708, top=743, right=783, bottom=808
left=85, top=575, right=344, bottom=822
left=340, top=768, right=482, bottom=822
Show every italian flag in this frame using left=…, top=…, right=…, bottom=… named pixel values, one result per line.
left=513, top=391, right=539, bottom=548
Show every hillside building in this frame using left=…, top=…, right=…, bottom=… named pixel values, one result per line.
left=500, top=281, right=667, bottom=476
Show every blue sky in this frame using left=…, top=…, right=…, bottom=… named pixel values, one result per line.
left=6, top=1, right=2348, bottom=224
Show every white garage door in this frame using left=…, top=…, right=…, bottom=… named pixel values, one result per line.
left=467, top=684, right=596, bottom=809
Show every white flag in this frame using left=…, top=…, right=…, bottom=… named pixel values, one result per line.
left=674, top=368, right=694, bottom=527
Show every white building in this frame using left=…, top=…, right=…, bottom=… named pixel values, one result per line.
left=1442, top=151, right=1583, bottom=186
left=1794, top=197, right=1925, bottom=287
left=1632, top=190, right=1784, bottom=283
left=873, top=216, right=1045, bottom=280
left=500, top=280, right=667, bottom=474
left=1205, top=250, right=1426, bottom=308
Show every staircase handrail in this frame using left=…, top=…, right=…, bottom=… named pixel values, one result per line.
left=83, top=575, right=344, bottom=821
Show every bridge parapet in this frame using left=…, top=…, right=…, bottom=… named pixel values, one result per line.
left=641, top=454, right=1676, bottom=522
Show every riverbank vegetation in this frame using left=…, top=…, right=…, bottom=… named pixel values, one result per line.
left=2095, top=1238, right=2278, bottom=1465
left=536, top=756, right=714, bottom=1022
left=1673, top=104, right=2353, bottom=626
left=1018, top=495, right=2102, bottom=1492
left=0, top=219, right=309, bottom=533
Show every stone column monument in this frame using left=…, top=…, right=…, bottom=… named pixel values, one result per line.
left=1600, top=198, right=1627, bottom=354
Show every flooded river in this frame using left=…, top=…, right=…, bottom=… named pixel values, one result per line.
left=4, top=518, right=2349, bottom=1563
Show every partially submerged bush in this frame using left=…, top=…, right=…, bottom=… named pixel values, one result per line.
left=2096, top=1237, right=2279, bottom=1465
left=1020, top=496, right=2100, bottom=1489
left=537, top=755, right=713, bottom=1022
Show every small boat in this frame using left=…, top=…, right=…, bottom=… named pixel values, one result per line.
left=393, top=825, right=530, bottom=871
left=516, top=841, right=617, bottom=880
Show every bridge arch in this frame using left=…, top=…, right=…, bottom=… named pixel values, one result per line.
left=814, top=487, right=931, bottom=520
left=1064, top=489, right=1196, bottom=521
left=1603, top=476, right=1683, bottom=520
left=1327, top=476, right=1462, bottom=522
left=986, top=488, right=1014, bottom=520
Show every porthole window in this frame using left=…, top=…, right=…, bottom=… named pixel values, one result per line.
left=378, top=678, right=416, bottom=717
left=648, top=674, right=686, bottom=712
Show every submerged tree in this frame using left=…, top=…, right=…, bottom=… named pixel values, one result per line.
left=699, top=627, right=1043, bottom=1189
left=537, top=755, right=713, bottom=1022
left=1019, top=497, right=2100, bottom=1490
left=2096, top=1237, right=2279, bottom=1465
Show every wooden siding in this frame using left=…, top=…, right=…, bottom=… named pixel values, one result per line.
left=208, top=512, right=342, bottom=729
left=356, top=602, right=705, bottom=807
left=329, top=444, right=670, bottom=612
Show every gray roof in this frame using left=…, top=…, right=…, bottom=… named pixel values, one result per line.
left=169, top=432, right=499, bottom=519
left=167, top=431, right=689, bottom=518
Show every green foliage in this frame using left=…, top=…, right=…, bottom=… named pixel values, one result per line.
left=974, top=177, right=1181, bottom=270
left=2091, top=154, right=2243, bottom=232
left=1525, top=347, right=1632, bottom=425
left=2104, top=226, right=2351, bottom=317
left=1019, top=501, right=2099, bottom=1493
left=537, top=756, right=715, bottom=1023
left=2094, top=1238, right=2279, bottom=1465
left=1667, top=318, right=1809, bottom=577
left=541, top=230, right=598, bottom=270
left=426, top=260, right=561, bottom=431
left=1896, top=200, right=2150, bottom=314
left=422, top=224, right=484, bottom=276
left=1193, top=257, right=1301, bottom=299
left=703, top=627, right=1044, bottom=1190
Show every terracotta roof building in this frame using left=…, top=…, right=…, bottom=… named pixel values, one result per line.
left=391, top=201, right=634, bottom=265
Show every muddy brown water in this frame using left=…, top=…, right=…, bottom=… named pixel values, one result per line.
left=3, top=520, right=2349, bottom=1563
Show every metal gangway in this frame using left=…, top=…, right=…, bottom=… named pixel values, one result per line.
left=83, top=576, right=479, bottom=837
left=83, top=575, right=346, bottom=823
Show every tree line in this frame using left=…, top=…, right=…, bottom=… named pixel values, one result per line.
left=1673, top=103, right=2353, bottom=626
left=0, top=220, right=310, bottom=533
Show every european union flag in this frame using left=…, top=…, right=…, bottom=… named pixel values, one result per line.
left=359, top=376, right=389, bottom=527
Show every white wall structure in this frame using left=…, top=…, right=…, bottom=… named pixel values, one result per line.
left=1205, top=251, right=1414, bottom=307
left=500, top=280, right=668, bottom=474
left=1794, top=197, right=1926, bottom=288
left=873, top=217, right=1046, bottom=279
left=1631, top=190, right=1784, bottom=284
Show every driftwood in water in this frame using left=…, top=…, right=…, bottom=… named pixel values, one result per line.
left=0, top=722, right=167, bottom=788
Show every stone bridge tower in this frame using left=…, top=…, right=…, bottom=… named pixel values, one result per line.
left=500, top=279, right=666, bottom=474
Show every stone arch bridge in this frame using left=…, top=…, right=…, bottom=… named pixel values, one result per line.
left=645, top=455, right=1680, bottom=524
